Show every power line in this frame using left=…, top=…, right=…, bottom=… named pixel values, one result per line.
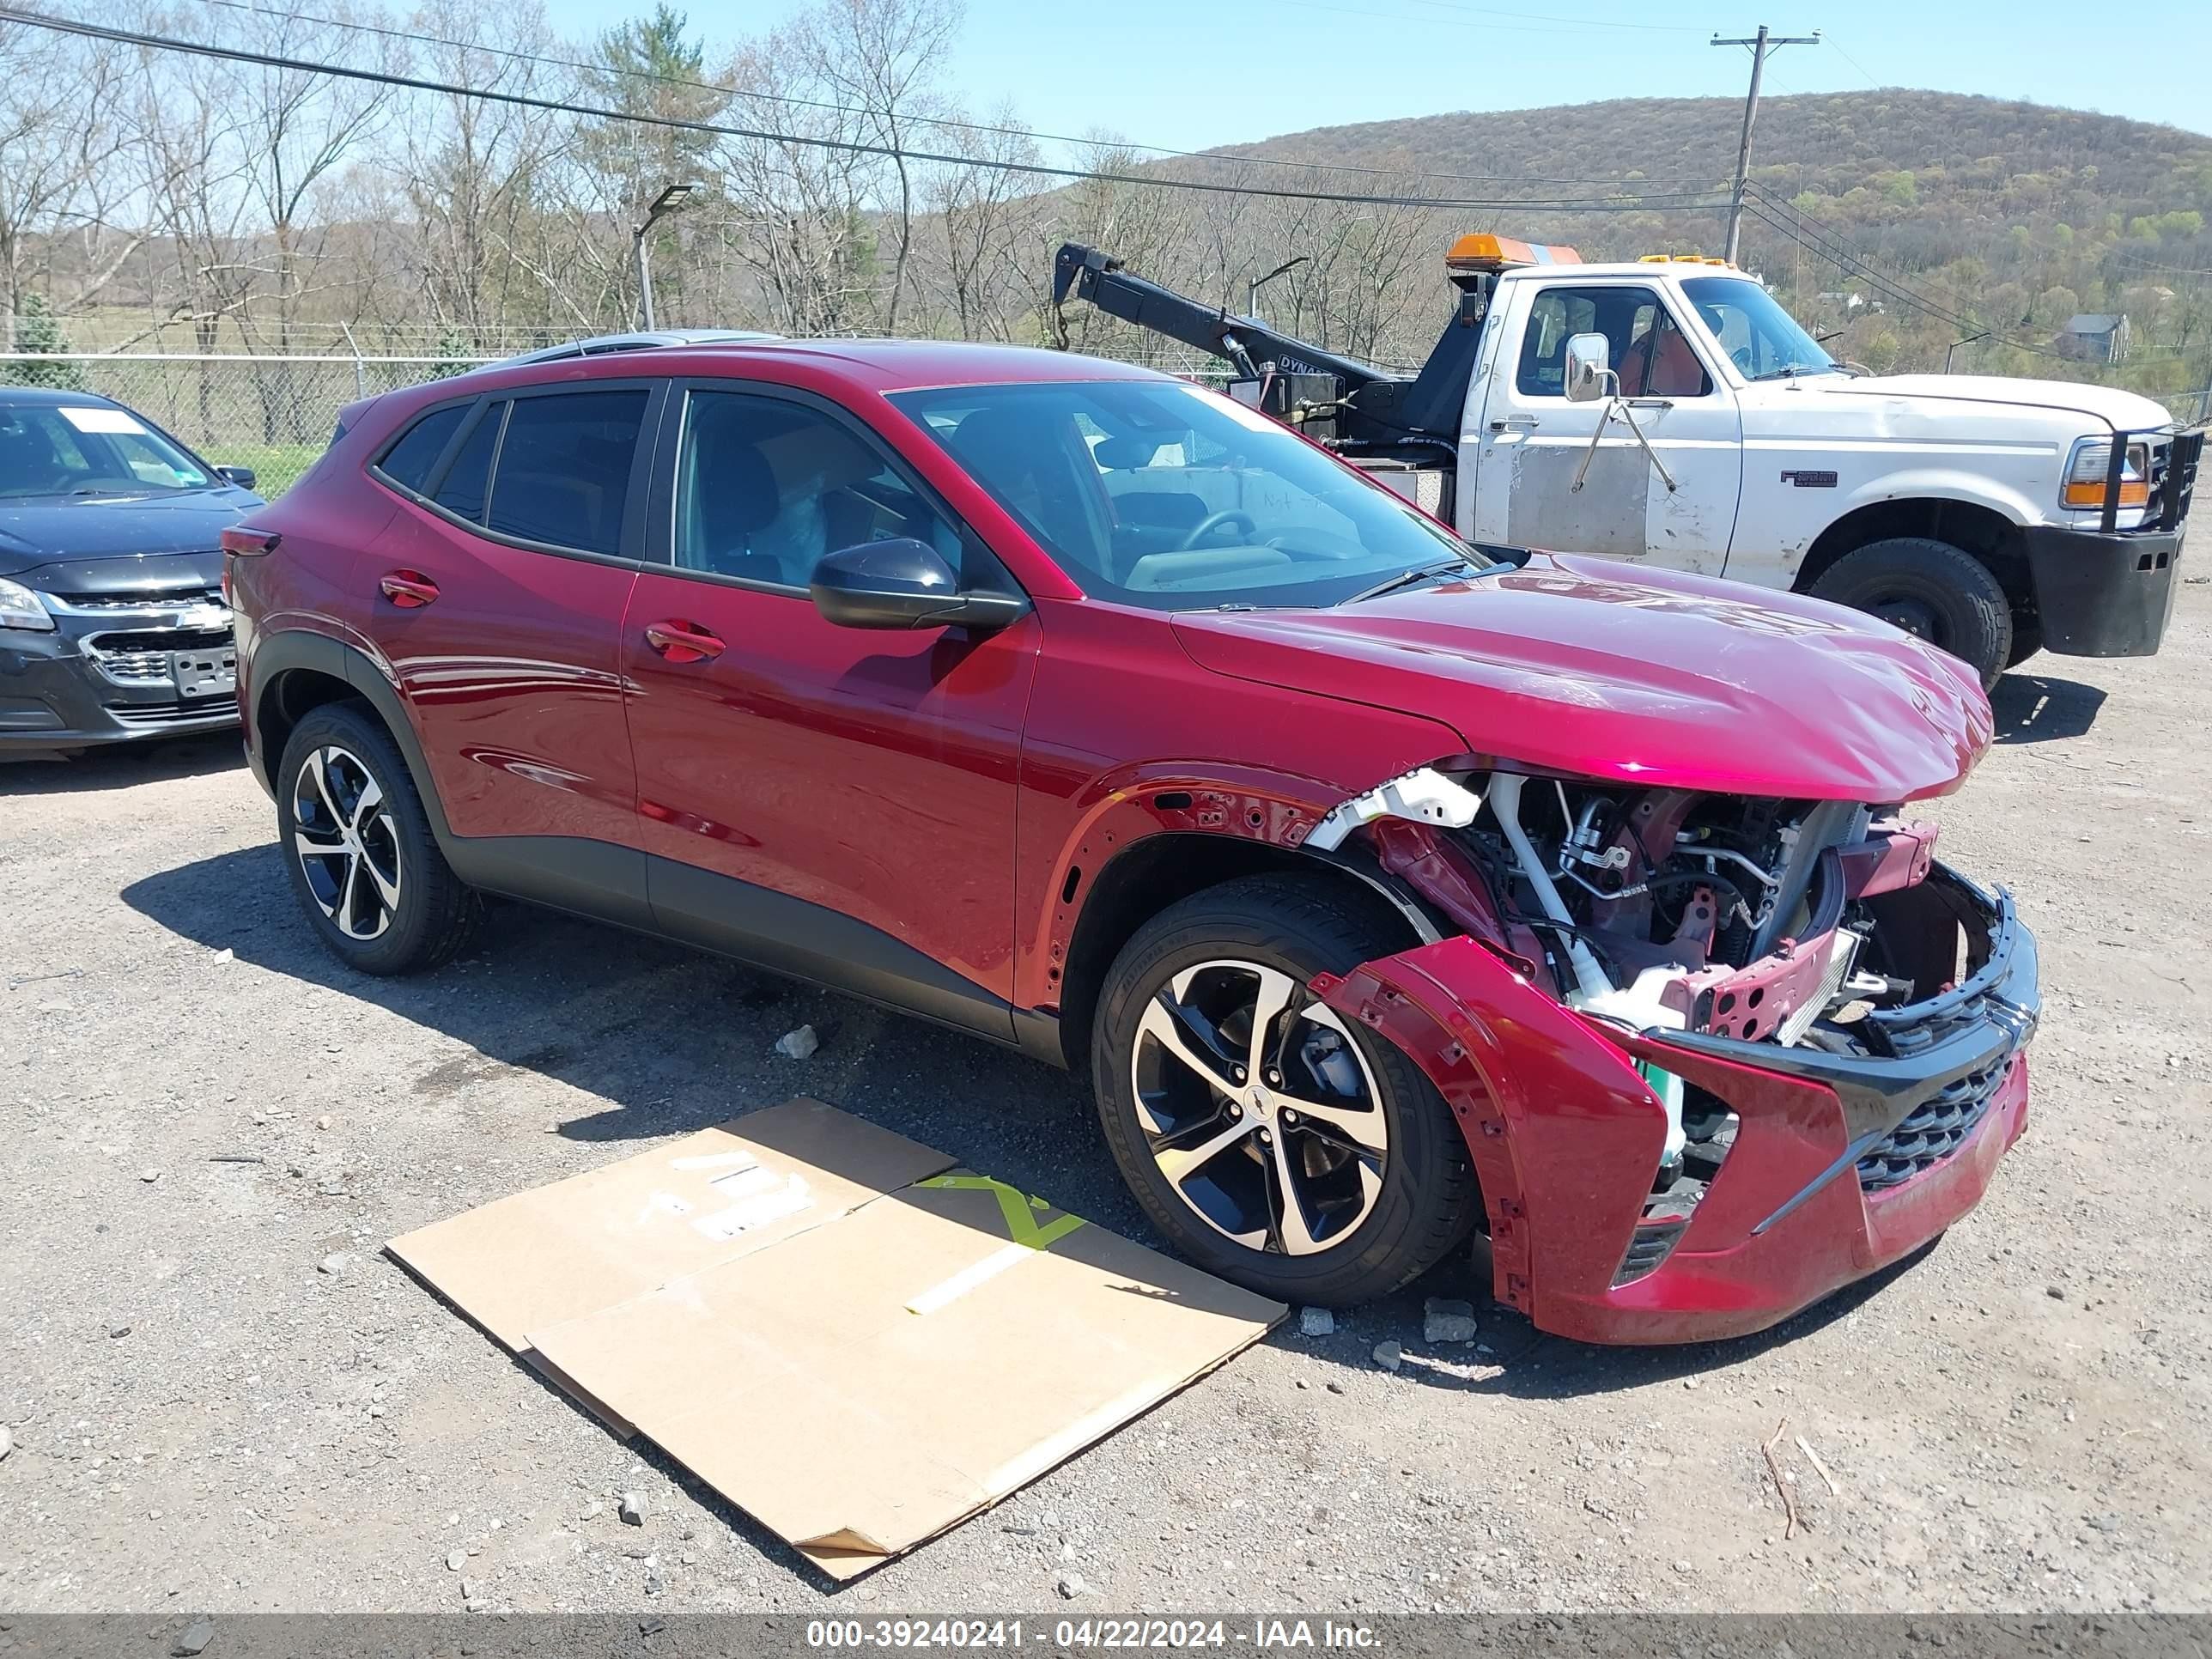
left=191, top=0, right=1707, bottom=192
left=0, top=4, right=1732, bottom=214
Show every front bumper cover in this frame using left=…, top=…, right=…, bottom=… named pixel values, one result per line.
left=1318, top=866, right=2039, bottom=1346
left=0, top=581, right=238, bottom=752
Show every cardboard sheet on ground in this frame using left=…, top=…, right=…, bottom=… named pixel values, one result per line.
left=389, top=1098, right=1285, bottom=1577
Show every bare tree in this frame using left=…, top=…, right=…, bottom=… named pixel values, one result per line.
left=784, top=0, right=960, bottom=332
left=921, top=106, right=1038, bottom=341
left=0, top=22, right=134, bottom=344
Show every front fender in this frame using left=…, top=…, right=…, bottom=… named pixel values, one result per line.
left=1315, top=935, right=1668, bottom=1325
left=1829, top=469, right=2042, bottom=530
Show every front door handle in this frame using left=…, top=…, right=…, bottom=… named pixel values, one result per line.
left=1489, top=415, right=1540, bottom=432
left=643, top=619, right=726, bottom=664
left=379, top=570, right=440, bottom=608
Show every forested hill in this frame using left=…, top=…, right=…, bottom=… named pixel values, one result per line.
left=1164, top=90, right=2209, bottom=401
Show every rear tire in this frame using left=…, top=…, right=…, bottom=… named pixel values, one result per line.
left=1808, top=537, right=2013, bottom=690
left=276, top=702, right=480, bottom=975
left=1091, top=874, right=1480, bottom=1306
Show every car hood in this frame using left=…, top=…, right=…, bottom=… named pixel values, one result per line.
left=0, top=487, right=261, bottom=577
left=1802, top=373, right=2174, bottom=432
left=1170, top=553, right=1993, bottom=803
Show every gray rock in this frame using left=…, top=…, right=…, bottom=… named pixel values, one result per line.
left=0, top=1425, right=11, bottom=1460
left=464, top=1597, right=490, bottom=1613
left=1054, top=1570, right=1087, bottom=1598
left=1298, top=1307, right=1335, bottom=1336
left=459, top=1577, right=481, bottom=1599
left=645, top=1573, right=667, bottom=1595
left=1372, top=1340, right=1402, bottom=1372
left=774, top=1024, right=819, bottom=1060
left=108, top=1324, right=131, bottom=1340
left=172, top=1619, right=214, bottom=1657
left=318, top=1253, right=348, bottom=1277
left=1422, top=1298, right=1478, bottom=1344
left=446, top=1550, right=467, bottom=1571
left=619, top=1491, right=647, bottom=1526
left=140, top=1169, right=161, bottom=1183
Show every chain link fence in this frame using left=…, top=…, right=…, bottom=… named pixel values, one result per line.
left=7, top=346, right=2204, bottom=501
left=0, top=350, right=498, bottom=495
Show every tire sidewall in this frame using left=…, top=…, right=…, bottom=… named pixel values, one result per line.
left=276, top=706, right=447, bottom=975
left=1091, top=898, right=1470, bottom=1304
left=1811, top=536, right=2013, bottom=689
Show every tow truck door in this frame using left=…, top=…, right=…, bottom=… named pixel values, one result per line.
left=1462, top=276, right=1742, bottom=574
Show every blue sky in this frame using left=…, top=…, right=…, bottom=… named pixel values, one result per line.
left=538, top=0, right=2209, bottom=154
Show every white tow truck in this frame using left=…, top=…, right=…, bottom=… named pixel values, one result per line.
left=1054, top=236, right=2197, bottom=687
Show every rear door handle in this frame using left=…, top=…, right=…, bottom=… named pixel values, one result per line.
left=643, top=619, right=726, bottom=664
left=379, top=570, right=440, bottom=609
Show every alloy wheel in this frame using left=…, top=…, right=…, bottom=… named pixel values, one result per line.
left=291, top=744, right=403, bottom=942
left=1130, top=958, right=1389, bottom=1255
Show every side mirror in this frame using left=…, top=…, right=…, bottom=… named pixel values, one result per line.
left=809, top=538, right=1028, bottom=632
left=216, top=465, right=258, bottom=489
left=1562, top=332, right=1613, bottom=403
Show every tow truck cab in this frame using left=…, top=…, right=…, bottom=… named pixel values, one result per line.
left=1053, top=238, right=2198, bottom=687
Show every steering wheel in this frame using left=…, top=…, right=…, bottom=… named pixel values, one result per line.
left=1178, top=508, right=1256, bottom=551
left=1731, top=346, right=1755, bottom=374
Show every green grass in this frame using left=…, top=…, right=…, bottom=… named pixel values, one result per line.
left=198, top=441, right=325, bottom=498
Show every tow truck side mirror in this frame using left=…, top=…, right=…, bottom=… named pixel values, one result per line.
left=1563, top=333, right=1613, bottom=403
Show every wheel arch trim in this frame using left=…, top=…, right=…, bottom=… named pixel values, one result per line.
left=250, top=628, right=455, bottom=847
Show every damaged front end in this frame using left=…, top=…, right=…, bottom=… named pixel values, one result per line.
left=1306, top=761, right=2040, bottom=1344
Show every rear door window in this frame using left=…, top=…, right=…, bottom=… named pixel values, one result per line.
left=485, top=390, right=649, bottom=557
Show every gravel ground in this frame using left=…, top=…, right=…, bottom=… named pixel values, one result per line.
left=3, top=585, right=2209, bottom=1617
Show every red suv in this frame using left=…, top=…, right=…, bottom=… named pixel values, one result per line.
left=227, top=339, right=2038, bottom=1341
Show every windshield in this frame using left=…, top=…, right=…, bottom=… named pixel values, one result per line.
left=0, top=402, right=216, bottom=499
left=1680, top=276, right=1842, bottom=381
left=888, top=380, right=1489, bottom=611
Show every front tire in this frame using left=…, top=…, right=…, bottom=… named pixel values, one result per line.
left=1808, top=537, right=2013, bottom=690
left=1091, top=875, right=1480, bottom=1306
left=276, top=703, right=479, bottom=975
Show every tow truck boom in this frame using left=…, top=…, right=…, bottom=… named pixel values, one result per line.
left=1052, top=241, right=1490, bottom=457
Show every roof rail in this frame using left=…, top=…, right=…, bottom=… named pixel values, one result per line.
left=485, top=329, right=782, bottom=368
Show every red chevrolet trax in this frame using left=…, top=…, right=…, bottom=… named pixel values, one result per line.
left=226, top=339, right=2038, bottom=1343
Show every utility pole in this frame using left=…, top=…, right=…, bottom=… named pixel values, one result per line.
left=1712, top=26, right=1820, bottom=265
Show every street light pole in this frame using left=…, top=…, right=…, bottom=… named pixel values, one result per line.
left=632, top=181, right=701, bottom=331
left=1712, top=26, right=1820, bottom=265
left=1248, top=256, right=1310, bottom=322
left=1945, top=331, right=1990, bottom=374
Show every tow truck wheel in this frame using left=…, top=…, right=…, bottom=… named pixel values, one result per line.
left=1091, top=874, right=1482, bottom=1307
left=1808, top=537, right=2013, bottom=690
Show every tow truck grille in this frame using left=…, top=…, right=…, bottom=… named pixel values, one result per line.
left=2152, top=429, right=2200, bottom=533
left=1856, top=1059, right=2008, bottom=1193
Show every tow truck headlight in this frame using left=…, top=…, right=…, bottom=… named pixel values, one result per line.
left=0, top=576, right=57, bottom=632
left=2061, top=436, right=2150, bottom=510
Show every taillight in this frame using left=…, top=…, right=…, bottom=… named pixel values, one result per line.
left=220, top=527, right=281, bottom=556
left=221, top=526, right=277, bottom=605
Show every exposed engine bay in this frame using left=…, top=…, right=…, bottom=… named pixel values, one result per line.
left=1310, top=763, right=2008, bottom=1252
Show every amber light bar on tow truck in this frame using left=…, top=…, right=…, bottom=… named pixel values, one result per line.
left=1444, top=234, right=1583, bottom=275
